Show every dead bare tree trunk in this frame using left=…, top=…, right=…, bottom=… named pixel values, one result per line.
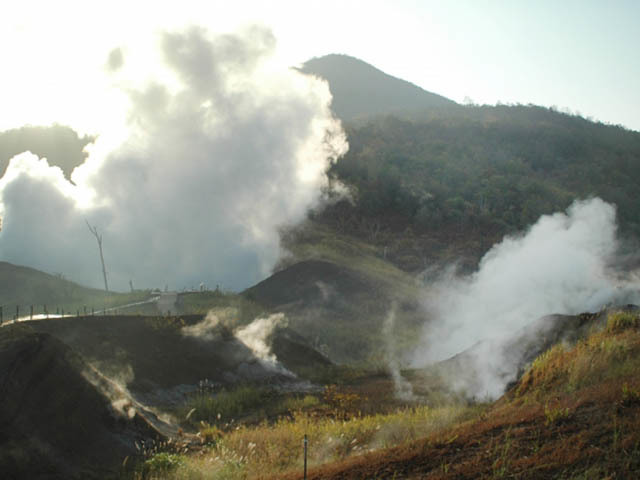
left=86, top=220, right=109, bottom=292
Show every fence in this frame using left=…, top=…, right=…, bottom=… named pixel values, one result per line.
left=0, top=304, right=113, bottom=326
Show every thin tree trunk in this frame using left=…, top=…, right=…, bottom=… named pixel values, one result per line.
left=86, top=221, right=109, bottom=292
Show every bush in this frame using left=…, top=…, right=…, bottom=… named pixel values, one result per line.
left=606, top=311, right=640, bottom=333
left=621, top=383, right=640, bottom=406
left=544, top=404, right=570, bottom=425
left=142, top=453, right=185, bottom=476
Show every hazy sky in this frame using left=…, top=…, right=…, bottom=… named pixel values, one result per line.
left=2, top=0, right=639, bottom=133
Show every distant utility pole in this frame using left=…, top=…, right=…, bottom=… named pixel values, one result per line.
left=86, top=220, right=109, bottom=292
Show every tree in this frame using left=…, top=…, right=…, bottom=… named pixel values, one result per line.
left=86, top=221, right=109, bottom=292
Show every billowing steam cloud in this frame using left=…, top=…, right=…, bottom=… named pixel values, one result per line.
left=0, top=26, right=347, bottom=290
left=412, top=198, right=640, bottom=398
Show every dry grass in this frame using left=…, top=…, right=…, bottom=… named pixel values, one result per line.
left=134, top=310, right=640, bottom=479
left=136, top=403, right=481, bottom=479
left=516, top=310, right=640, bottom=397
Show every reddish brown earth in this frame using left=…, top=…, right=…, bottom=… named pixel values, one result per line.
left=270, top=376, right=639, bottom=479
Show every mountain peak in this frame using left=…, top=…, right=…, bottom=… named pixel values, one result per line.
left=300, top=54, right=456, bottom=122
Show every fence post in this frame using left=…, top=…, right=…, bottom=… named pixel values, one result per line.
left=303, top=434, right=308, bottom=480
left=30, top=305, right=33, bottom=320
left=16, top=305, right=19, bottom=320
left=0, top=306, right=3, bottom=323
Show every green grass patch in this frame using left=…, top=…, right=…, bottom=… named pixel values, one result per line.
left=181, top=386, right=273, bottom=425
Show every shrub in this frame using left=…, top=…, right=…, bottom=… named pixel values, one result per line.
left=606, top=311, right=640, bottom=333
left=199, top=423, right=224, bottom=444
left=142, top=452, right=185, bottom=476
left=621, top=383, right=640, bottom=406
left=544, top=403, right=570, bottom=425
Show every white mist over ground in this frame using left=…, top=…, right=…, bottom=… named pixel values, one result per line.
left=0, top=26, right=347, bottom=291
left=412, top=198, right=640, bottom=398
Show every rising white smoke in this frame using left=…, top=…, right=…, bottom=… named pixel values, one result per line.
left=234, top=313, right=293, bottom=375
left=382, top=303, right=416, bottom=401
left=0, top=26, right=347, bottom=291
left=182, top=311, right=293, bottom=375
left=181, top=311, right=226, bottom=341
left=412, top=197, right=640, bottom=398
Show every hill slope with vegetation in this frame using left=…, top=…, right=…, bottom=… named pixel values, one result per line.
left=128, top=308, right=640, bottom=479
left=312, top=105, right=640, bottom=272
left=0, top=261, right=150, bottom=318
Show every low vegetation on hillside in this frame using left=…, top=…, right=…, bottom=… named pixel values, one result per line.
left=132, top=309, right=640, bottom=479
left=0, top=261, right=151, bottom=321
left=315, top=105, right=640, bottom=271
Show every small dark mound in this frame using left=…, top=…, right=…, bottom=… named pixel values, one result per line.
left=271, top=327, right=332, bottom=375
left=244, top=260, right=373, bottom=308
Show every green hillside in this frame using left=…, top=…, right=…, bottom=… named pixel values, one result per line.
left=0, top=261, right=149, bottom=318
left=313, top=105, right=640, bottom=272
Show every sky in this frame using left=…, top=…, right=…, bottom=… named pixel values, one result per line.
left=0, top=0, right=638, bottom=291
left=1, top=0, right=639, bottom=133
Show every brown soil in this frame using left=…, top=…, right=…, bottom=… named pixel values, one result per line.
left=272, top=370, right=640, bottom=479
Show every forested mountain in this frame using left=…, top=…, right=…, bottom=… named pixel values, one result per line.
left=300, top=54, right=456, bottom=122
left=300, top=58, right=640, bottom=272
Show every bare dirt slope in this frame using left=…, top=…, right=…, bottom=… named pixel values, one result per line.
left=0, top=325, right=162, bottom=479
left=28, top=314, right=331, bottom=403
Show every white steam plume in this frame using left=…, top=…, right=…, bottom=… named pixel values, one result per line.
left=234, top=313, right=293, bottom=375
left=181, top=311, right=226, bottom=341
left=412, top=198, right=640, bottom=398
left=0, top=26, right=347, bottom=291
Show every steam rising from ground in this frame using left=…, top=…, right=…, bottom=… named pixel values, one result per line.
left=382, top=303, right=416, bottom=401
left=0, top=26, right=347, bottom=290
left=412, top=198, right=640, bottom=398
left=182, top=312, right=293, bottom=376
left=235, top=313, right=293, bottom=375
left=181, top=310, right=231, bottom=341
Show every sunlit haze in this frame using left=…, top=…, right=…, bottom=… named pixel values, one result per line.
left=1, top=0, right=639, bottom=291
left=2, top=0, right=639, bottom=134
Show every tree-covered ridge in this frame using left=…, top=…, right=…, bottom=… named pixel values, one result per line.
left=316, top=104, right=640, bottom=270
